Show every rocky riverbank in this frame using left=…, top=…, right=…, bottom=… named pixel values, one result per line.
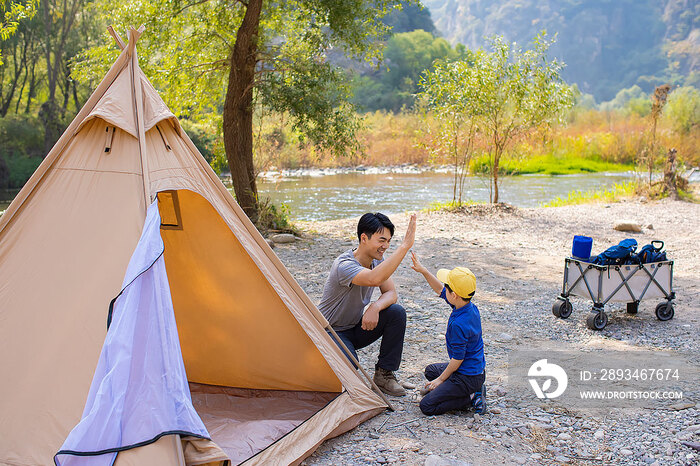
left=273, top=198, right=700, bottom=466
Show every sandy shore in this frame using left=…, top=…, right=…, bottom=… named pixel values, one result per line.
left=273, top=197, right=700, bottom=465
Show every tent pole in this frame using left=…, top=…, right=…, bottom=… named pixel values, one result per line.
left=325, top=325, right=395, bottom=411
left=129, top=26, right=152, bottom=206
left=108, top=26, right=126, bottom=50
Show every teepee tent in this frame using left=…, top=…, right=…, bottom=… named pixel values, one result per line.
left=0, top=27, right=388, bottom=466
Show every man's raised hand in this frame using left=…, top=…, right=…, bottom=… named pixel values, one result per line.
left=402, top=214, right=417, bottom=250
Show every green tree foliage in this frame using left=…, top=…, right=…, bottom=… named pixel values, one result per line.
left=599, top=85, right=652, bottom=117
left=420, top=32, right=574, bottom=203
left=75, top=0, right=403, bottom=223
left=664, top=86, right=700, bottom=135
left=353, top=29, right=466, bottom=112
left=0, top=17, right=42, bottom=117
left=0, top=0, right=36, bottom=65
left=599, top=86, right=647, bottom=112
left=382, top=0, right=435, bottom=34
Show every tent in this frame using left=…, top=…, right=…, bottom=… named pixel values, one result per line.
left=0, top=26, right=389, bottom=466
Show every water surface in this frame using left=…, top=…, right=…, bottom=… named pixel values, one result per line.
left=257, top=171, right=635, bottom=221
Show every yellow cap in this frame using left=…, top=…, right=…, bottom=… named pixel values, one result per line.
left=436, top=267, right=476, bottom=299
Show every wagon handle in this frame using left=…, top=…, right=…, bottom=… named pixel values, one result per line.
left=652, top=240, right=664, bottom=251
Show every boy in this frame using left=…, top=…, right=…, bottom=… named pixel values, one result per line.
left=410, top=252, right=486, bottom=415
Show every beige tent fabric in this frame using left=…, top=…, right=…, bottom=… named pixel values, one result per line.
left=245, top=393, right=386, bottom=465
left=0, top=27, right=387, bottom=466
left=114, top=434, right=229, bottom=466
left=180, top=436, right=230, bottom=466
left=140, top=72, right=179, bottom=134
left=78, top=66, right=139, bottom=137
left=114, top=435, right=184, bottom=466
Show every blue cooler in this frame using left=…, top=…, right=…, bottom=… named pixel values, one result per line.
left=572, top=235, right=593, bottom=261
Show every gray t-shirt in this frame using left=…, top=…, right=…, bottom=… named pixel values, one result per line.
left=318, top=249, right=382, bottom=331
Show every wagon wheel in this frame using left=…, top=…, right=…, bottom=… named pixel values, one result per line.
left=552, top=299, right=573, bottom=319
left=626, top=302, right=639, bottom=314
left=586, top=310, right=608, bottom=330
left=655, top=302, right=674, bottom=321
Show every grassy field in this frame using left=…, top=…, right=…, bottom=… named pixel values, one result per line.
left=543, top=180, right=640, bottom=207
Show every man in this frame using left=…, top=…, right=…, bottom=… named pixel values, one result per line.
left=318, top=212, right=416, bottom=396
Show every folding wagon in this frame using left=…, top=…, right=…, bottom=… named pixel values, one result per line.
left=552, top=258, right=675, bottom=330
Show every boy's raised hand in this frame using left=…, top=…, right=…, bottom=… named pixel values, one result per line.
left=411, top=250, right=444, bottom=295
left=410, top=250, right=427, bottom=274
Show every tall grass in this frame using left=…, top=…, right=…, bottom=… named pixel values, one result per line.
left=470, top=152, right=634, bottom=175
left=543, top=180, right=640, bottom=207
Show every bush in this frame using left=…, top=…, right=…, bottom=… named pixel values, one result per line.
left=180, top=119, right=217, bottom=163
left=0, top=115, right=44, bottom=157
left=0, top=115, right=44, bottom=189
left=5, top=153, right=42, bottom=188
left=0, top=156, right=8, bottom=189
left=256, top=197, right=298, bottom=234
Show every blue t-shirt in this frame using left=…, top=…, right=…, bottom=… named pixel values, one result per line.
left=440, top=288, right=486, bottom=376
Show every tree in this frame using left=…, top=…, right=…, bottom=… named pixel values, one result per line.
left=0, top=17, right=42, bottom=116
left=418, top=53, right=479, bottom=205
left=663, top=86, right=700, bottom=135
left=638, top=84, right=671, bottom=186
left=75, top=0, right=403, bottom=223
left=38, top=0, right=99, bottom=153
left=420, top=32, right=574, bottom=203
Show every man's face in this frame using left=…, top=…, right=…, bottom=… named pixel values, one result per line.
left=361, top=227, right=392, bottom=260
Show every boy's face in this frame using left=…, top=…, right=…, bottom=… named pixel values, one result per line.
left=444, top=287, right=459, bottom=306
left=445, top=287, right=467, bottom=307
left=360, top=227, right=392, bottom=261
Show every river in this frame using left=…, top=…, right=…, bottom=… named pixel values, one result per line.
left=257, top=170, right=636, bottom=221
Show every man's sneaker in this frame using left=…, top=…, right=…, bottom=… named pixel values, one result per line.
left=373, top=367, right=406, bottom=397
left=472, top=383, right=487, bottom=414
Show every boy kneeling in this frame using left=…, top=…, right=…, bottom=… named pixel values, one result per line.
left=411, top=252, right=486, bottom=415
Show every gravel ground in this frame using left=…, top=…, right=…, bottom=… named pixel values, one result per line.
left=273, top=197, right=700, bottom=466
